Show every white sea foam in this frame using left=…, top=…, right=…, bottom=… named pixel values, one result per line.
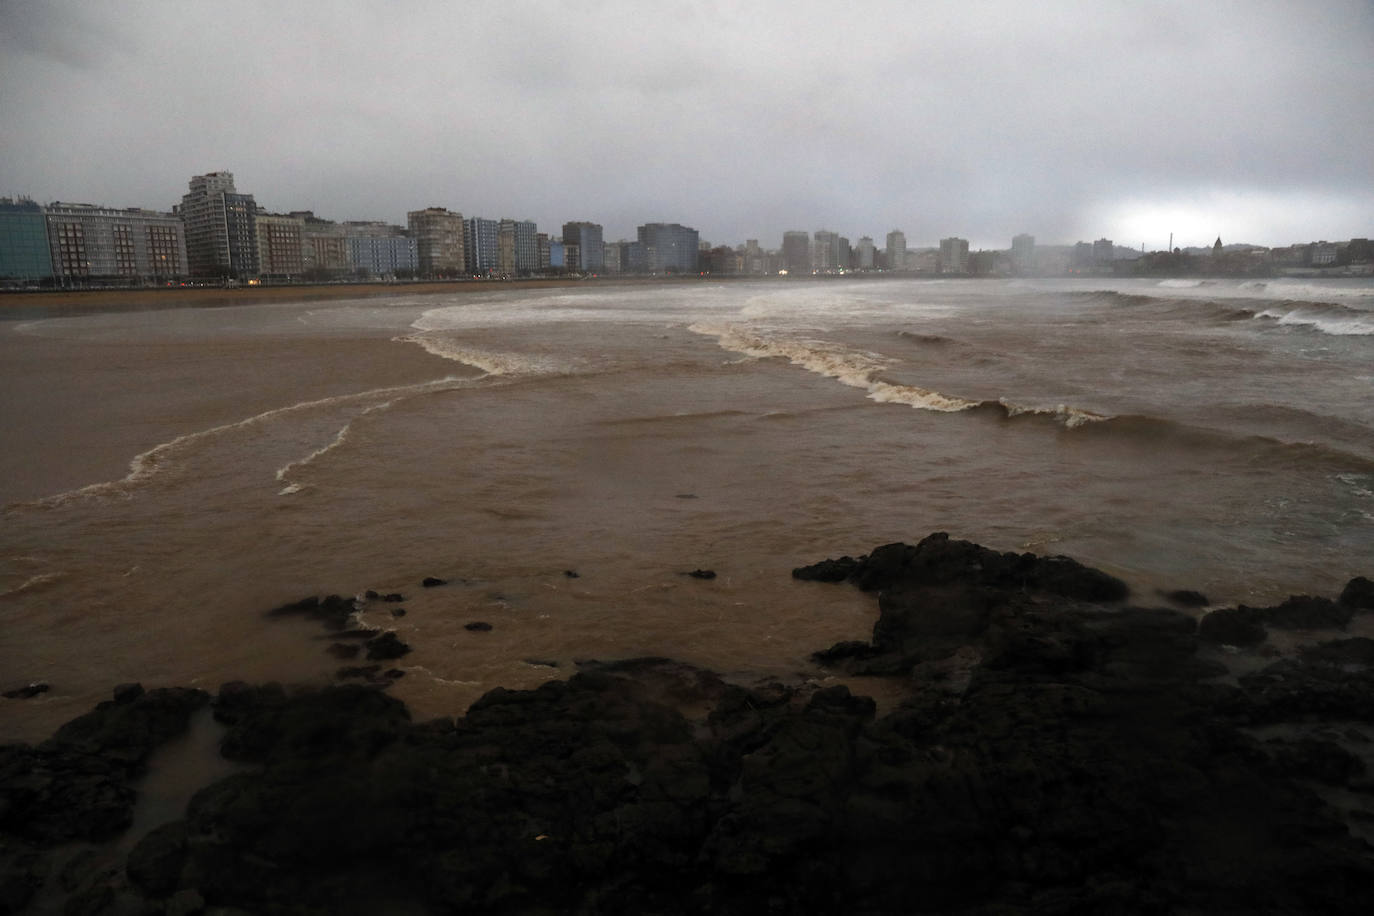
left=12, top=375, right=468, bottom=510
left=396, top=333, right=566, bottom=376
left=998, top=400, right=1109, bottom=428
left=1158, top=279, right=1206, bottom=289
left=0, top=572, right=64, bottom=598
left=690, top=322, right=978, bottom=413
left=1255, top=308, right=1374, bottom=336
left=1264, top=281, right=1374, bottom=301
left=690, top=322, right=1113, bottom=425
left=273, top=396, right=399, bottom=489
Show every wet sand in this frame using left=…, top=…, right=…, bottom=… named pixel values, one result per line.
left=0, top=279, right=593, bottom=314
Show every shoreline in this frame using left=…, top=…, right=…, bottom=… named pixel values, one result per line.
left=0, top=277, right=604, bottom=315
left=4, top=533, right=1373, bottom=913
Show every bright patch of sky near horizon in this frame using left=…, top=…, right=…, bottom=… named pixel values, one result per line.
left=0, top=0, right=1370, bottom=250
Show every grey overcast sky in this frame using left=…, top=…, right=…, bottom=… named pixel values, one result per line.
left=2, top=0, right=1371, bottom=250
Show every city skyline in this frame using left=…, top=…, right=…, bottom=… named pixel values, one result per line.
left=2, top=1, right=1371, bottom=252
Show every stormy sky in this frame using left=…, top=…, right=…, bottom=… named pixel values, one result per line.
left=2, top=0, right=1371, bottom=251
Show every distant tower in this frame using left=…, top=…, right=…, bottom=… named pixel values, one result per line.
left=181, top=171, right=258, bottom=280
left=1011, top=233, right=1035, bottom=273
left=885, top=230, right=906, bottom=271
left=1213, top=236, right=1223, bottom=257
left=407, top=207, right=465, bottom=277
left=782, top=231, right=811, bottom=273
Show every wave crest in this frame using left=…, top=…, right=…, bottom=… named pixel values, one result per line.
left=689, top=322, right=1106, bottom=424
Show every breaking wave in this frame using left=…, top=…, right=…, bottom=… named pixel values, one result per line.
left=689, top=322, right=1106, bottom=426
left=1254, top=302, right=1374, bottom=336
left=397, top=333, right=570, bottom=376
left=1074, top=289, right=1374, bottom=335
left=690, top=321, right=1374, bottom=467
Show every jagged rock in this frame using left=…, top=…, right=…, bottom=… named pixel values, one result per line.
left=2, top=682, right=49, bottom=700
left=421, top=577, right=447, bottom=588
left=1198, top=605, right=1267, bottom=646
left=1255, top=595, right=1352, bottom=629
left=266, top=594, right=356, bottom=630
left=792, top=556, right=861, bottom=582
left=563, top=569, right=580, bottom=578
left=364, top=632, right=411, bottom=660
left=126, top=821, right=187, bottom=897
left=42, top=685, right=210, bottom=773
left=1163, top=588, right=1210, bottom=607
left=13, top=536, right=1374, bottom=915
left=1235, top=658, right=1374, bottom=724
left=798, top=533, right=1129, bottom=602
left=0, top=840, right=42, bottom=913
left=1301, top=637, right=1374, bottom=666
left=380, top=593, right=405, bottom=603
left=0, top=686, right=207, bottom=847
left=686, top=569, right=716, bottom=580
left=463, top=621, right=493, bottom=632
left=1340, top=576, right=1374, bottom=609
left=1265, top=738, right=1366, bottom=786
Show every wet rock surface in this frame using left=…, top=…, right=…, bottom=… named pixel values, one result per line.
left=3, top=533, right=1373, bottom=914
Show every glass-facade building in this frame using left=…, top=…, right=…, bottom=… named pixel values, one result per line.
left=562, top=221, right=604, bottom=272
left=464, top=217, right=499, bottom=275
left=638, top=223, right=699, bottom=274
left=0, top=198, right=54, bottom=282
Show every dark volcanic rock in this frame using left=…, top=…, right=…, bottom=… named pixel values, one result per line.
left=136, top=644, right=1374, bottom=916
left=686, top=568, right=717, bottom=580
left=1340, top=575, right=1374, bottom=609
left=463, top=621, right=493, bottom=632
left=799, top=532, right=1129, bottom=602
left=267, top=593, right=356, bottom=630
left=1302, top=636, right=1374, bottom=666
left=364, top=632, right=411, bottom=660
left=1265, top=738, right=1366, bottom=786
left=0, top=685, right=208, bottom=848
left=1163, top=588, right=1210, bottom=607
left=1255, top=594, right=1352, bottom=629
left=421, top=576, right=447, bottom=588
left=1198, top=605, right=1267, bottom=646
left=126, top=820, right=188, bottom=897
left=42, top=684, right=210, bottom=773
left=13, top=536, right=1374, bottom=915
left=3, top=682, right=49, bottom=700
left=792, top=555, right=861, bottom=582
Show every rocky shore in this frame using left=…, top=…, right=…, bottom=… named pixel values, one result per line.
left=4, top=533, right=1374, bottom=914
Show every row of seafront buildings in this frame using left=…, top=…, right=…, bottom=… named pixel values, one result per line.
left=5, top=172, right=1369, bottom=287
left=0, top=171, right=702, bottom=287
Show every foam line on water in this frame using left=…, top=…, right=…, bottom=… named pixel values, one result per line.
left=689, top=322, right=1109, bottom=425
left=395, top=333, right=568, bottom=376
left=1255, top=307, right=1374, bottom=336
left=273, top=397, right=399, bottom=494
left=8, top=375, right=470, bottom=511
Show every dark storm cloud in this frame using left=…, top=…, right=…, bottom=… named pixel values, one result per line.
left=2, top=0, right=1370, bottom=249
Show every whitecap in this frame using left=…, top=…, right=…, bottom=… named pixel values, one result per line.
left=690, top=322, right=1110, bottom=427
left=395, top=333, right=568, bottom=376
